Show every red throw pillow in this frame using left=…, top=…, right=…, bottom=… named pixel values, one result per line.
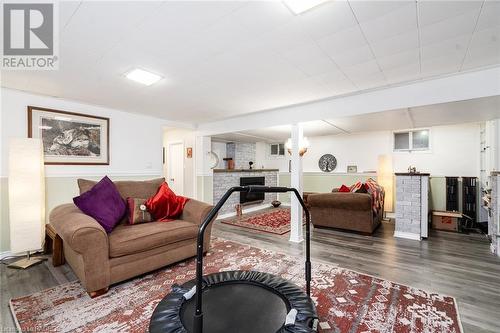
left=145, top=183, right=189, bottom=222
left=338, top=185, right=350, bottom=192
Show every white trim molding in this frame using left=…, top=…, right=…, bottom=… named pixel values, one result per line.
left=394, top=231, right=421, bottom=241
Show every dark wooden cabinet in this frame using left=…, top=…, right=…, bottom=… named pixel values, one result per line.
left=446, top=177, right=459, bottom=211
left=462, top=177, right=477, bottom=222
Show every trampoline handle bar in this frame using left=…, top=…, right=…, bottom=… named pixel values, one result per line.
left=194, top=186, right=312, bottom=333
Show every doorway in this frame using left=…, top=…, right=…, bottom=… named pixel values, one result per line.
left=167, top=141, right=184, bottom=195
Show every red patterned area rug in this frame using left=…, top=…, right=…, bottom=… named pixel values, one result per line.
left=10, top=239, right=462, bottom=333
left=220, top=207, right=300, bottom=234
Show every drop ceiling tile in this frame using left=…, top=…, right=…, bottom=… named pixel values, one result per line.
left=299, top=1, right=358, bottom=40
left=469, top=25, right=500, bottom=49
left=421, top=34, right=470, bottom=61
left=421, top=53, right=463, bottom=77
left=418, top=0, right=482, bottom=27
left=383, top=63, right=421, bottom=84
left=351, top=71, right=387, bottom=90
left=370, top=29, right=419, bottom=58
left=228, top=1, right=294, bottom=35
left=330, top=44, right=374, bottom=68
left=302, top=120, right=344, bottom=137
left=463, top=26, right=500, bottom=70
left=342, top=60, right=381, bottom=81
left=253, top=20, right=312, bottom=53
left=60, top=1, right=81, bottom=28
left=377, top=49, right=420, bottom=71
left=62, top=2, right=163, bottom=58
left=349, top=0, right=412, bottom=23
left=326, top=108, right=413, bottom=133
left=280, top=42, right=338, bottom=76
left=305, top=69, right=357, bottom=96
left=419, top=9, right=479, bottom=46
left=316, top=25, right=367, bottom=56
left=477, top=0, right=500, bottom=31
left=360, top=3, right=417, bottom=42
left=137, top=1, right=245, bottom=37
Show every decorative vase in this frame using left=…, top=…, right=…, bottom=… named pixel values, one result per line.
left=271, top=200, right=281, bottom=208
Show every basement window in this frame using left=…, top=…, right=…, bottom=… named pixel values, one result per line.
left=394, top=129, right=430, bottom=151
left=270, top=143, right=285, bottom=157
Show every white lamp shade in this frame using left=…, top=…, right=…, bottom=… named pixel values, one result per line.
left=8, top=138, right=45, bottom=254
left=377, top=155, right=394, bottom=213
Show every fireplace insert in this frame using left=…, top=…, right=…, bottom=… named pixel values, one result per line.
left=240, top=177, right=265, bottom=204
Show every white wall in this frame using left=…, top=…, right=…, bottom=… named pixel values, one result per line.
left=256, top=123, right=481, bottom=177
left=0, top=88, right=186, bottom=253
left=1, top=88, right=174, bottom=177
left=255, top=141, right=288, bottom=171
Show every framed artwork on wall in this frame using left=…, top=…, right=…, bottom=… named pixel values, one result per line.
left=186, top=147, right=193, bottom=158
left=28, top=106, right=110, bottom=165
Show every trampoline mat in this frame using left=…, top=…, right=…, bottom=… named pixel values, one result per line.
left=181, top=282, right=288, bottom=333
left=149, top=270, right=318, bottom=333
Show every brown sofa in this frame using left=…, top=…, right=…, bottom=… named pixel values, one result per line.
left=305, top=188, right=385, bottom=234
left=50, top=178, right=214, bottom=297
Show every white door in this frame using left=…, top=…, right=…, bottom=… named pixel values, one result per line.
left=168, top=142, right=184, bottom=195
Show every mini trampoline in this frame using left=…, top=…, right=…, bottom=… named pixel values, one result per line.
left=149, top=186, right=318, bottom=333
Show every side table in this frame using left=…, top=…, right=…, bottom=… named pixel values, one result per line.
left=44, top=223, right=65, bottom=266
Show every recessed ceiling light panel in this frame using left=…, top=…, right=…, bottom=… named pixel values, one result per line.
left=283, top=0, right=330, bottom=15
left=125, top=68, right=162, bottom=86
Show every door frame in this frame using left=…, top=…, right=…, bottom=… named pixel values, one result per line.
left=167, top=140, right=184, bottom=195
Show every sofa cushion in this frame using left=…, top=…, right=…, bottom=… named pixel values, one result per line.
left=73, top=176, right=126, bottom=233
left=108, top=220, right=198, bottom=257
left=126, top=197, right=153, bottom=225
left=145, top=182, right=189, bottom=222
left=78, top=177, right=164, bottom=200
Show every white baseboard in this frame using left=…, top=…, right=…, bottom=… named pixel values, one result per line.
left=216, top=204, right=271, bottom=220
left=394, top=231, right=421, bottom=241
left=288, top=236, right=304, bottom=243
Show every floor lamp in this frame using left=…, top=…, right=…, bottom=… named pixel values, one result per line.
left=8, top=138, right=46, bottom=269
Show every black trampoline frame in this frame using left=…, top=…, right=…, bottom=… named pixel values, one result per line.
left=193, top=185, right=312, bottom=333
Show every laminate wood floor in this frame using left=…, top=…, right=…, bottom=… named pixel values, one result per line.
left=1, top=219, right=499, bottom=332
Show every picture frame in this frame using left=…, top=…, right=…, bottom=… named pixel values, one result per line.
left=28, top=106, right=110, bottom=165
left=186, top=147, right=193, bottom=158
left=347, top=165, right=358, bottom=173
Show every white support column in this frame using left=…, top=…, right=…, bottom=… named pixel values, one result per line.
left=290, top=123, right=304, bottom=243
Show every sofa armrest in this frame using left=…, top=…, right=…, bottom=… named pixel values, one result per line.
left=307, top=192, right=372, bottom=211
left=50, top=203, right=111, bottom=293
left=49, top=203, right=109, bottom=254
left=180, top=199, right=214, bottom=226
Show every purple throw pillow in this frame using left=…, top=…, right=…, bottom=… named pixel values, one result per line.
left=73, top=176, right=126, bottom=233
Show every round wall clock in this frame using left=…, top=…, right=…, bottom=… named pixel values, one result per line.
left=208, top=151, right=219, bottom=169
left=318, top=154, right=337, bottom=172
